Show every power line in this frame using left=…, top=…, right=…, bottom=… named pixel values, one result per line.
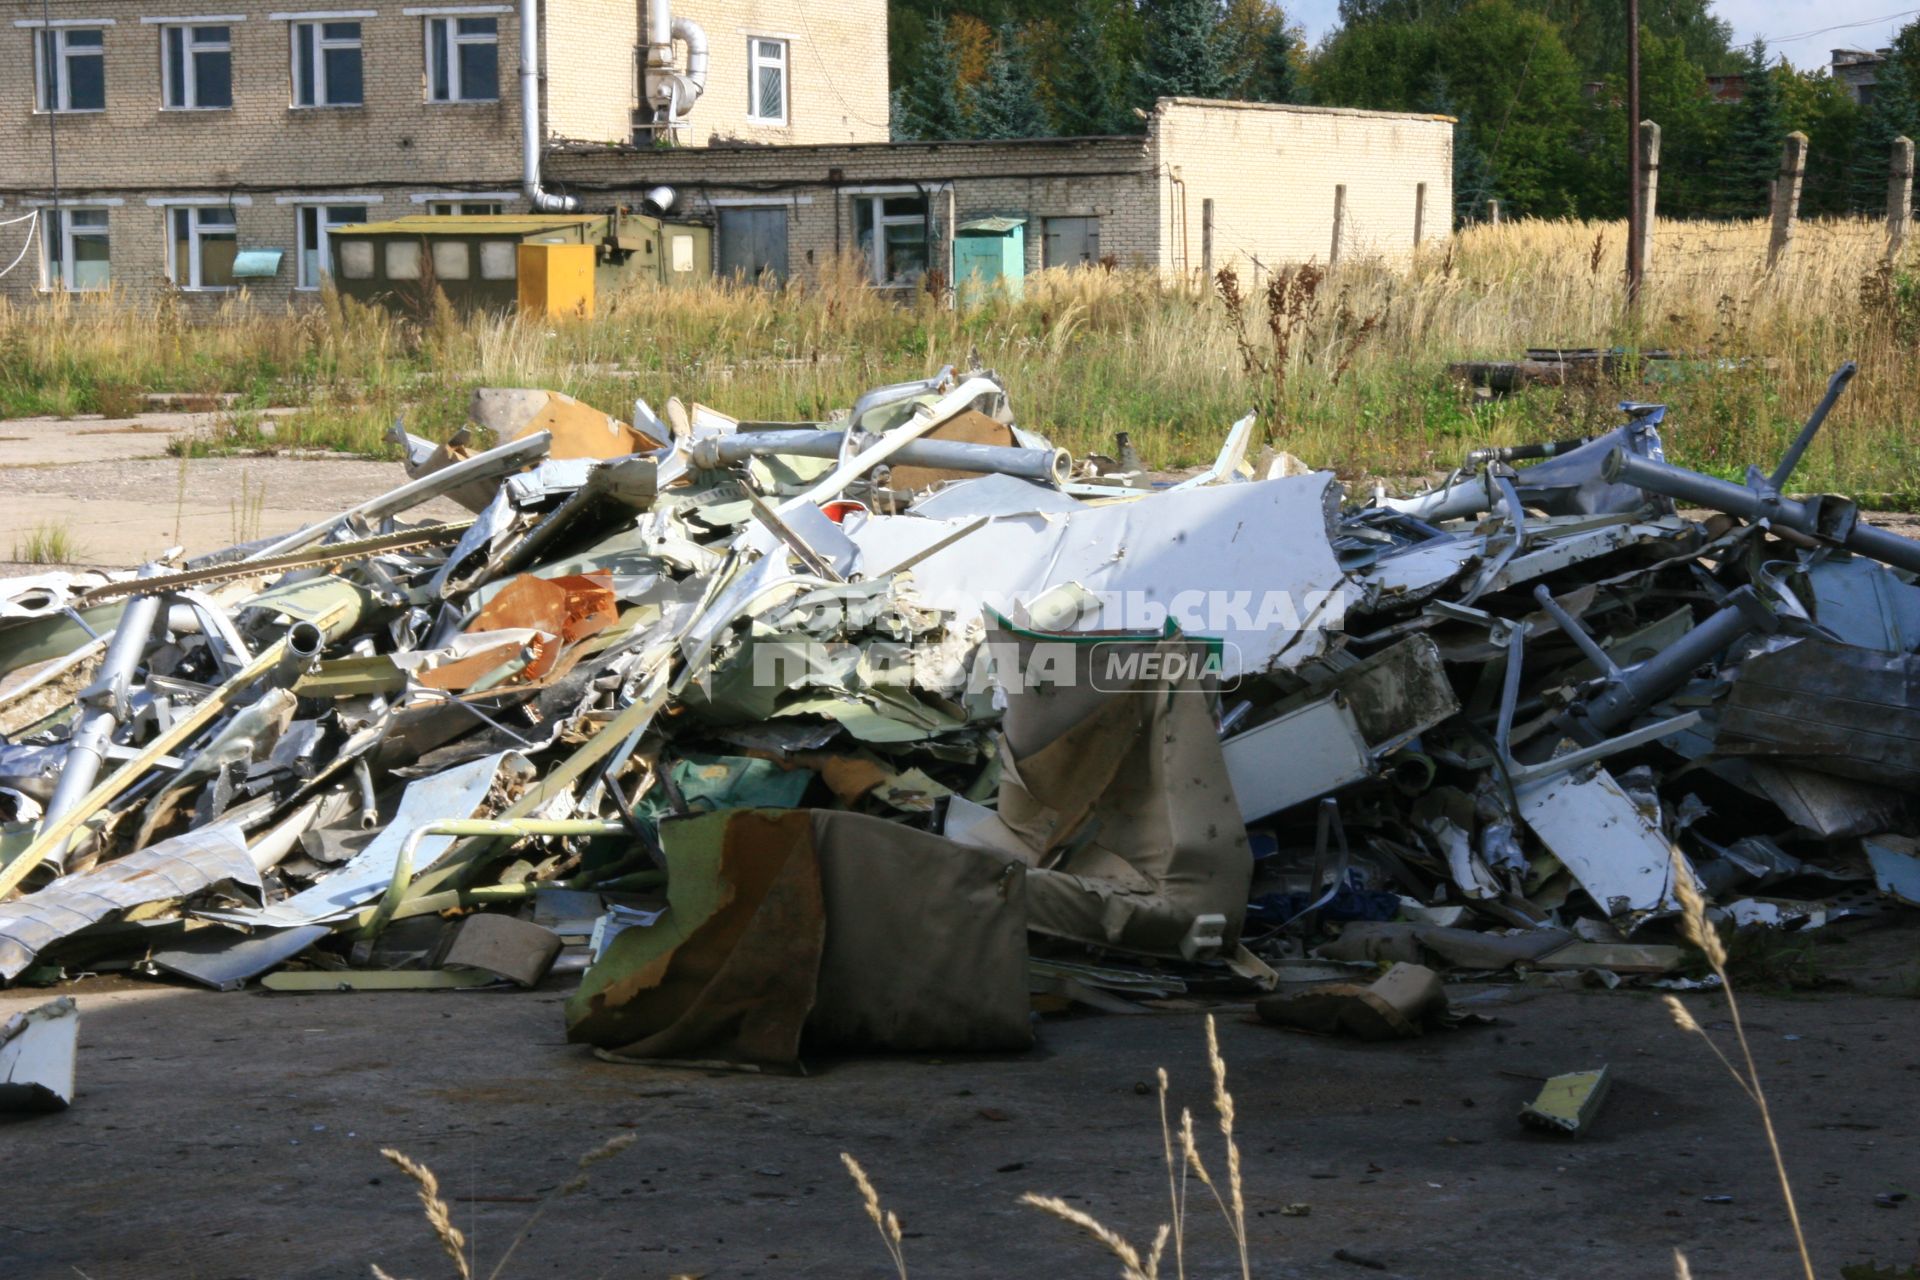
left=1763, top=7, right=1920, bottom=46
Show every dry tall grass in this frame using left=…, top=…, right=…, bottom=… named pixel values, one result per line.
left=4, top=216, right=1916, bottom=498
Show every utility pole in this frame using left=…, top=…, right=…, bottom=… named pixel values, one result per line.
left=1625, top=0, right=1643, bottom=307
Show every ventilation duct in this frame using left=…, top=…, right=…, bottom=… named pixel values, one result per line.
left=519, top=0, right=579, bottom=212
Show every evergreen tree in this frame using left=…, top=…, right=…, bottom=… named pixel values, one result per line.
left=970, top=24, right=1050, bottom=138
left=896, top=17, right=971, bottom=141
left=1713, top=40, right=1786, bottom=216
left=1850, top=57, right=1920, bottom=213
left=1421, top=72, right=1495, bottom=221
left=1255, top=19, right=1299, bottom=104
left=1136, top=0, right=1237, bottom=103
left=1050, top=0, right=1136, bottom=135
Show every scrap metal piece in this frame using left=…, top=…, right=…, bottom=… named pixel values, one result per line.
left=196, top=752, right=536, bottom=930
left=0, top=825, right=261, bottom=980
left=1865, top=835, right=1920, bottom=906
left=1717, top=638, right=1920, bottom=788
left=147, top=924, right=332, bottom=991
left=1605, top=447, right=1920, bottom=575
left=690, top=427, right=1071, bottom=487
left=442, top=913, right=563, bottom=987
left=0, top=995, right=78, bottom=1111
left=1254, top=962, right=1449, bottom=1040
left=39, top=565, right=168, bottom=832
left=244, top=429, right=551, bottom=561
left=1516, top=765, right=1691, bottom=919
left=1519, top=1066, right=1611, bottom=1136
left=76, top=522, right=472, bottom=605
left=260, top=968, right=498, bottom=992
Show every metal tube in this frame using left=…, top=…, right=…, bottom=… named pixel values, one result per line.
left=1531, top=585, right=1622, bottom=679
left=690, top=429, right=1071, bottom=486
left=1577, top=586, right=1776, bottom=735
left=39, top=573, right=165, bottom=830
left=246, top=430, right=551, bottom=561
left=519, top=0, right=580, bottom=212
left=1604, top=447, right=1920, bottom=575
left=1768, top=361, right=1857, bottom=491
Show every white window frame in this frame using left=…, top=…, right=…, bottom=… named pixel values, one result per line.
left=291, top=18, right=363, bottom=107
left=167, top=204, right=239, bottom=291
left=425, top=15, right=498, bottom=103
left=161, top=22, right=233, bottom=110
left=40, top=207, right=111, bottom=292
left=295, top=202, right=369, bottom=288
left=34, top=27, right=108, bottom=113
left=745, top=36, right=787, bottom=125
left=427, top=200, right=503, bottom=215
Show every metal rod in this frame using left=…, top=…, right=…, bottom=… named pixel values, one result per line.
left=1531, top=585, right=1621, bottom=679
left=690, top=429, right=1070, bottom=486
left=1768, top=361, right=1857, bottom=491
left=1574, top=586, right=1776, bottom=737
left=1603, top=448, right=1920, bottom=575
left=38, top=568, right=167, bottom=833
left=244, top=430, right=551, bottom=561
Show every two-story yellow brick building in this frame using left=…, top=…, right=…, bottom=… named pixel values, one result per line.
left=0, top=0, right=890, bottom=303
left=0, top=0, right=1452, bottom=307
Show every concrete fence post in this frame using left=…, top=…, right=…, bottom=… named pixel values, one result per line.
left=1201, top=197, right=1215, bottom=280
left=1637, top=120, right=1660, bottom=275
left=1488, top=198, right=1501, bottom=226
left=1889, top=135, right=1914, bottom=263
left=1330, top=184, right=1347, bottom=269
left=1767, top=131, right=1807, bottom=271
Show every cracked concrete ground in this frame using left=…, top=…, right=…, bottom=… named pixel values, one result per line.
left=2, top=917, right=1916, bottom=1280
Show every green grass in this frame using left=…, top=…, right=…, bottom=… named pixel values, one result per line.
left=10, top=521, right=81, bottom=565
left=8, top=218, right=1920, bottom=503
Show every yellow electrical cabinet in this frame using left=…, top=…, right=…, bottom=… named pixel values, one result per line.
left=517, top=241, right=596, bottom=318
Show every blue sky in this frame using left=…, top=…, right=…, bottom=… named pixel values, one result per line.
left=1285, top=1, right=1920, bottom=70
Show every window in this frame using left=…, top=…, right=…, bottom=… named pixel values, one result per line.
left=385, top=240, right=422, bottom=279
left=293, top=21, right=362, bottom=106
left=169, top=206, right=238, bottom=289
left=430, top=241, right=470, bottom=279
left=296, top=204, right=368, bottom=288
left=41, top=209, right=110, bottom=291
left=718, top=206, right=787, bottom=283
left=478, top=240, right=515, bottom=278
left=337, top=239, right=374, bottom=278
left=746, top=38, right=787, bottom=125
left=163, top=25, right=232, bottom=109
left=428, top=200, right=503, bottom=216
left=35, top=28, right=106, bottom=112
left=1042, top=216, right=1101, bottom=269
left=854, top=194, right=928, bottom=288
left=426, top=17, right=497, bottom=102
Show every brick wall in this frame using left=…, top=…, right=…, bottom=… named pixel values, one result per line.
left=544, top=0, right=636, bottom=145
left=651, top=0, right=890, bottom=147
left=1148, top=98, right=1454, bottom=277
left=0, top=185, right=541, bottom=307
left=1, top=0, right=527, bottom=191
left=548, top=134, right=1157, bottom=281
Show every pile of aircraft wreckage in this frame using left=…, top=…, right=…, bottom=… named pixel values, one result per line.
left=1, top=362, right=1917, bottom=1075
